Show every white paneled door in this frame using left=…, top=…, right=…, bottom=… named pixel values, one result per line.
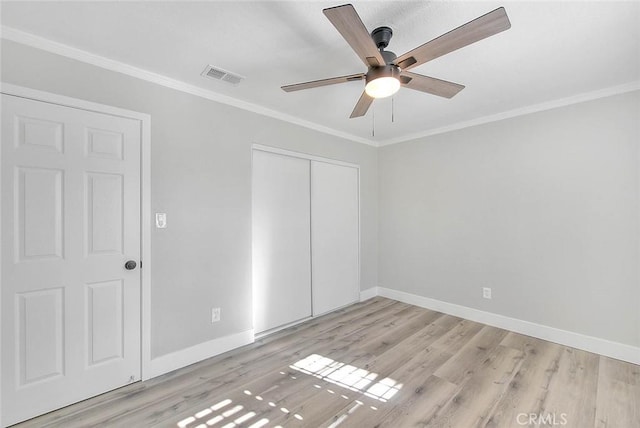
left=311, top=161, right=360, bottom=316
left=1, top=94, right=141, bottom=426
left=252, top=150, right=312, bottom=333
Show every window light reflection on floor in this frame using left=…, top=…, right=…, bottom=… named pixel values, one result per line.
left=290, top=354, right=402, bottom=402
left=177, top=354, right=398, bottom=427
left=177, top=398, right=265, bottom=428
left=176, top=394, right=302, bottom=428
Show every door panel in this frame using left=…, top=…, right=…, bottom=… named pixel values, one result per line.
left=86, top=172, right=124, bottom=255
left=87, top=279, right=124, bottom=365
left=17, top=288, right=65, bottom=386
left=86, top=127, right=124, bottom=160
left=252, top=150, right=312, bottom=333
left=1, top=94, right=141, bottom=426
left=16, top=167, right=64, bottom=261
left=16, top=115, right=64, bottom=153
left=311, top=161, right=360, bottom=315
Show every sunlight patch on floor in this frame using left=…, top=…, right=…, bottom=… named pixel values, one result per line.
left=177, top=354, right=395, bottom=427
left=290, top=354, right=402, bottom=402
left=177, top=398, right=263, bottom=428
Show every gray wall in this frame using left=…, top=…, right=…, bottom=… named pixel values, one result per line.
left=1, top=40, right=378, bottom=358
left=379, top=90, right=640, bottom=347
left=3, top=38, right=638, bottom=358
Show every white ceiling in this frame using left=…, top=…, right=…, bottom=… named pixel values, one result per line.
left=2, top=1, right=639, bottom=145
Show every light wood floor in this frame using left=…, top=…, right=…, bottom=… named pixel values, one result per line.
left=15, top=297, right=639, bottom=428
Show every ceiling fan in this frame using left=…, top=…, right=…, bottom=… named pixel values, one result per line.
left=282, top=4, right=511, bottom=118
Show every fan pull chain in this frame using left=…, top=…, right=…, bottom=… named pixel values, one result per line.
left=372, top=103, right=375, bottom=137
left=392, top=96, right=395, bottom=123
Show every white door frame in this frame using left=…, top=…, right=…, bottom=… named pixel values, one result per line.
left=0, top=83, right=154, bottom=419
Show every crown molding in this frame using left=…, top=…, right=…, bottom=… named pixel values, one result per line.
left=0, top=25, right=376, bottom=147
left=377, top=80, right=640, bottom=146
left=3, top=25, right=638, bottom=149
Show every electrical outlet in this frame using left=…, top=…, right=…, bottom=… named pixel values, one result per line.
left=482, top=287, right=492, bottom=299
left=211, top=307, right=221, bottom=323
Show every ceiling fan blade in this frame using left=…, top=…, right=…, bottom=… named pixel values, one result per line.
left=350, top=91, right=374, bottom=118
left=323, top=4, right=386, bottom=67
left=400, top=72, right=465, bottom=98
left=395, top=7, right=511, bottom=71
left=282, top=73, right=365, bottom=92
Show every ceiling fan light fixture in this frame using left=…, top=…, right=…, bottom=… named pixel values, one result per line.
left=282, top=4, right=511, bottom=118
left=365, top=76, right=400, bottom=98
left=365, top=65, right=401, bottom=98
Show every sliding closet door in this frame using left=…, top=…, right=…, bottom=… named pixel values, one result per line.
left=252, top=150, right=312, bottom=333
left=311, top=161, right=359, bottom=315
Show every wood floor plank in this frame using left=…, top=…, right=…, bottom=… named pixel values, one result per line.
left=424, top=345, right=524, bottom=427
left=537, top=347, right=600, bottom=428
left=598, top=355, right=640, bottom=386
left=369, top=375, right=458, bottom=428
left=13, top=297, right=639, bottom=428
left=433, top=325, right=510, bottom=385
left=595, top=378, right=640, bottom=428
left=485, top=333, right=564, bottom=427
left=430, top=318, right=484, bottom=353
left=595, top=356, right=640, bottom=428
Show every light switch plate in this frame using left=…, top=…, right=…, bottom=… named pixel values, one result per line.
left=155, top=213, right=167, bottom=228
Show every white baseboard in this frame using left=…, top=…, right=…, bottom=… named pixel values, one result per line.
left=141, top=288, right=638, bottom=381
left=360, top=287, right=378, bottom=302
left=376, top=287, right=640, bottom=365
left=143, top=329, right=254, bottom=380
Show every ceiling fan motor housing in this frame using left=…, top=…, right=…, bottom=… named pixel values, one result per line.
left=365, top=64, right=400, bottom=84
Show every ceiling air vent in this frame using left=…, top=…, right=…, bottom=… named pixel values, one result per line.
left=201, top=65, right=245, bottom=86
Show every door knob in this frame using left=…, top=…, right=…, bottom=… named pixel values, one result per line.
left=124, top=260, right=137, bottom=270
